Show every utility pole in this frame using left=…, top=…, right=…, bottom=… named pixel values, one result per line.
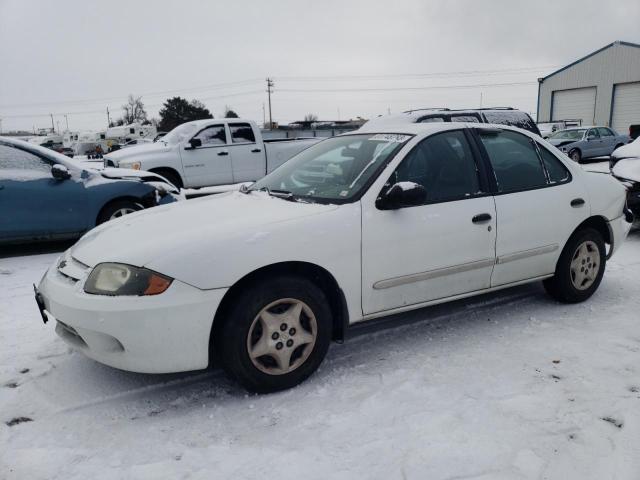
left=50, top=114, right=55, bottom=133
left=266, top=78, right=274, bottom=130
left=107, top=107, right=111, bottom=127
left=64, top=114, right=69, bottom=131
left=480, top=92, right=483, bottom=108
left=262, top=102, right=266, bottom=128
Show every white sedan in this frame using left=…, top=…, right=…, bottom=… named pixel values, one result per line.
left=36, top=123, right=633, bottom=392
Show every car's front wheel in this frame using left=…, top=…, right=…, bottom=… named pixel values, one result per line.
left=569, top=148, right=582, bottom=163
left=215, top=275, right=332, bottom=393
left=543, top=228, right=606, bottom=303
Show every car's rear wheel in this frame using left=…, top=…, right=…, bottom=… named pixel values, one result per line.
left=215, top=275, right=332, bottom=393
left=97, top=200, right=143, bottom=224
left=569, top=149, right=582, bottom=163
left=543, top=228, right=606, bottom=303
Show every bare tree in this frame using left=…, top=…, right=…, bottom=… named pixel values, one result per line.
left=121, top=94, right=148, bottom=125
left=224, top=105, right=239, bottom=118
left=304, top=113, right=318, bottom=122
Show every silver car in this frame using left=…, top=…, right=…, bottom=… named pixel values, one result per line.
left=547, top=126, right=629, bottom=163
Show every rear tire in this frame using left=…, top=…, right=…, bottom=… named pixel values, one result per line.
left=97, top=200, right=143, bottom=224
left=151, top=169, right=183, bottom=189
left=215, top=275, right=332, bottom=393
left=543, top=228, right=606, bottom=303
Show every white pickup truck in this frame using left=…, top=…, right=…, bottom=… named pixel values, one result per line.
left=103, top=119, right=321, bottom=189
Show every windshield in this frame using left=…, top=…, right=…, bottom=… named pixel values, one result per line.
left=549, top=129, right=586, bottom=140
left=161, top=123, right=200, bottom=145
left=250, top=133, right=412, bottom=202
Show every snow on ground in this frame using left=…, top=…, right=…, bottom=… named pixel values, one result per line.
left=2, top=162, right=640, bottom=479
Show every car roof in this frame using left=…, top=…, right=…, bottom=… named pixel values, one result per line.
left=364, top=108, right=527, bottom=127
left=352, top=121, right=530, bottom=136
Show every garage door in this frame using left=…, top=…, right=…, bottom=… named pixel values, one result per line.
left=552, top=87, right=596, bottom=125
left=611, top=82, right=640, bottom=136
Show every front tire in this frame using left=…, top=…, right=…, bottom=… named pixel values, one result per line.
left=543, top=228, right=606, bottom=303
left=215, top=275, right=332, bottom=393
left=569, top=149, right=582, bottom=163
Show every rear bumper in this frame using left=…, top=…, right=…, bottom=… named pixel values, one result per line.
left=38, top=259, right=227, bottom=373
left=607, top=213, right=633, bottom=259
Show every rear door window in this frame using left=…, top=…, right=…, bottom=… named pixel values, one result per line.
left=478, top=130, right=547, bottom=192
left=449, top=114, right=481, bottom=123
left=417, top=116, right=446, bottom=123
left=597, top=127, right=614, bottom=137
left=230, top=123, right=256, bottom=143
left=483, top=111, right=538, bottom=134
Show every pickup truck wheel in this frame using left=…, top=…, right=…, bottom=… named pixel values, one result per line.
left=216, top=275, right=332, bottom=393
left=151, top=169, right=183, bottom=189
left=97, top=200, right=143, bottom=224
left=543, top=228, right=606, bottom=303
left=569, top=149, right=581, bottom=163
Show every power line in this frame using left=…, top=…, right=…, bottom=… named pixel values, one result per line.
left=274, top=65, right=559, bottom=82
left=278, top=81, right=537, bottom=94
left=0, top=78, right=264, bottom=109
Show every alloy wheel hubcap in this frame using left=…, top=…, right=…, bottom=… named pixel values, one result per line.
left=109, top=207, right=136, bottom=219
left=570, top=240, right=600, bottom=290
left=247, top=298, right=317, bottom=375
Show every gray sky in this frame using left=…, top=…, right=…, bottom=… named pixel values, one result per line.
left=1, top=0, right=639, bottom=132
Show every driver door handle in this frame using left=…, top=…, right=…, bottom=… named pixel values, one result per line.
left=571, top=198, right=585, bottom=207
left=472, top=213, right=492, bottom=224
left=251, top=148, right=262, bottom=153
left=217, top=151, right=229, bottom=156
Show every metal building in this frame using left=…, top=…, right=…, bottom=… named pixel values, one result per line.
left=537, top=41, right=640, bottom=135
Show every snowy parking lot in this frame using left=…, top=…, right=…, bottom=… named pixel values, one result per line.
left=2, top=164, right=640, bottom=480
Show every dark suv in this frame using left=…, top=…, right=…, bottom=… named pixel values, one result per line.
left=366, top=107, right=541, bottom=136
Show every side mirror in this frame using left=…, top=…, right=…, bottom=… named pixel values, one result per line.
left=51, top=164, right=71, bottom=181
left=187, top=138, right=202, bottom=149
left=376, top=181, right=427, bottom=210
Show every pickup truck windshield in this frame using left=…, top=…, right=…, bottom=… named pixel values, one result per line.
left=250, top=133, right=412, bottom=202
left=549, top=129, right=586, bottom=140
left=162, top=123, right=199, bottom=145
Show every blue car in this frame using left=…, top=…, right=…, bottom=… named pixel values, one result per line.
left=547, top=126, right=630, bottom=163
left=0, top=137, right=180, bottom=245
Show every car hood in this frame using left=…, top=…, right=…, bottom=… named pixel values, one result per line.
left=547, top=139, right=577, bottom=147
left=71, top=191, right=339, bottom=271
left=104, top=142, right=171, bottom=163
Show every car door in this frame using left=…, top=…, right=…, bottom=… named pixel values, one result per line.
left=361, top=129, right=497, bottom=315
left=597, top=127, right=616, bottom=155
left=227, top=122, right=266, bottom=183
left=473, top=128, right=589, bottom=287
left=584, top=128, right=604, bottom=158
left=0, top=144, right=87, bottom=241
left=180, top=124, right=233, bottom=187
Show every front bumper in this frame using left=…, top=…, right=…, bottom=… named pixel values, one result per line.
left=37, top=254, right=227, bottom=374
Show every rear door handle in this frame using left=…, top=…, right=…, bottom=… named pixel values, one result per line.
left=472, top=213, right=492, bottom=224
left=217, top=151, right=229, bottom=156
left=570, top=198, right=585, bottom=207
left=251, top=148, right=262, bottom=153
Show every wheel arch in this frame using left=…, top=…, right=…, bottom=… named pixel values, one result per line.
left=209, top=261, right=349, bottom=366
left=148, top=167, right=183, bottom=188
left=569, top=215, right=612, bottom=255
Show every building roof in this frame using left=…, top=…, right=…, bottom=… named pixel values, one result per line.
left=539, top=40, right=640, bottom=83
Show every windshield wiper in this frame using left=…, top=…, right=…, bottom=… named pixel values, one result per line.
left=255, top=186, right=297, bottom=201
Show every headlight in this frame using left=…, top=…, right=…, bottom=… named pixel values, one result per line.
left=122, top=161, right=141, bottom=170
left=84, top=263, right=172, bottom=296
